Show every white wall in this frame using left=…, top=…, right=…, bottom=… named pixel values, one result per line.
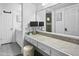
left=37, top=10, right=46, bottom=31
left=23, top=3, right=37, bottom=34
left=13, top=4, right=22, bottom=31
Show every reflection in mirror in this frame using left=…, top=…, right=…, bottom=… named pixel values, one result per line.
left=36, top=3, right=79, bottom=36
left=47, top=17, right=50, bottom=21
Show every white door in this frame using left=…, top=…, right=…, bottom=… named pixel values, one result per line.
left=64, top=7, right=79, bottom=36
left=1, top=13, right=13, bottom=44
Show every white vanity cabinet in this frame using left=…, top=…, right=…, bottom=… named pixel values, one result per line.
left=25, top=36, right=31, bottom=43
left=25, top=35, right=37, bottom=47
left=50, top=48, right=68, bottom=56
left=25, top=35, right=50, bottom=55
left=24, top=35, right=69, bottom=56
left=30, top=38, right=37, bottom=47
left=38, top=42, right=51, bottom=55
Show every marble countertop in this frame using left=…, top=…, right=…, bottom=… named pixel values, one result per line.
left=25, top=34, right=79, bottom=56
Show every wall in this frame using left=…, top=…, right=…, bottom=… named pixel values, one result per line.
left=14, top=4, right=22, bottom=31
left=37, top=10, right=46, bottom=31
left=23, top=3, right=37, bottom=35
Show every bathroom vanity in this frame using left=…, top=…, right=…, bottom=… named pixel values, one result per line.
left=24, top=31, right=79, bottom=56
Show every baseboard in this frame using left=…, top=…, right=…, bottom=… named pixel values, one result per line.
left=1, top=42, right=17, bottom=46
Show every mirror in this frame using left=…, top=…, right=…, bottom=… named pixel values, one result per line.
left=36, top=3, right=79, bottom=36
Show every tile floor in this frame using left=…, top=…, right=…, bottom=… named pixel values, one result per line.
left=0, top=42, right=21, bottom=56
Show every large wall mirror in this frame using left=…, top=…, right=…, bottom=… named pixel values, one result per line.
left=36, top=3, right=79, bottom=36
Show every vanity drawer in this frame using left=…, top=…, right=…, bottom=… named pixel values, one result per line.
left=25, top=36, right=31, bottom=43
left=25, top=36, right=37, bottom=47
left=51, top=48, right=68, bottom=56
left=38, top=42, right=50, bottom=55
left=31, top=39, right=37, bottom=47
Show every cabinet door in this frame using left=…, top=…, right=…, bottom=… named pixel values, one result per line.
left=31, top=39, right=37, bottom=47
left=25, top=36, right=31, bottom=42
left=51, top=48, right=68, bottom=56
left=25, top=36, right=37, bottom=47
